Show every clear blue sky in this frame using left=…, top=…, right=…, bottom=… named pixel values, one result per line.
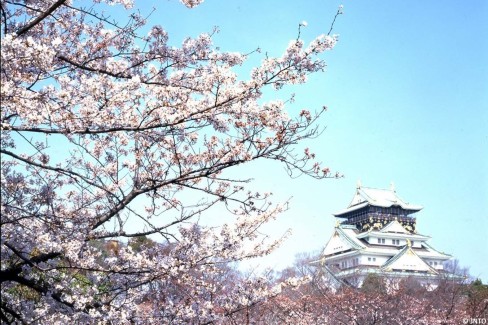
left=133, top=0, right=488, bottom=281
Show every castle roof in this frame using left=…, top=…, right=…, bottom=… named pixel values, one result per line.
left=333, top=183, right=423, bottom=217
left=322, top=224, right=451, bottom=261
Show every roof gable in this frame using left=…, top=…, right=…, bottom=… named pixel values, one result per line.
left=381, top=245, right=437, bottom=274
left=322, top=230, right=355, bottom=256
left=380, top=220, right=411, bottom=234
left=322, top=226, right=364, bottom=256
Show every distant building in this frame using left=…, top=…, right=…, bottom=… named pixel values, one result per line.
left=314, top=182, right=461, bottom=288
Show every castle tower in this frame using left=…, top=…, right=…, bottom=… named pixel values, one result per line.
left=316, top=183, right=458, bottom=288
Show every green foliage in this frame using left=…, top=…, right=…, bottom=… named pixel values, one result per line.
left=128, top=235, right=156, bottom=253
left=6, top=284, right=41, bottom=302
left=466, top=278, right=488, bottom=318
left=361, top=273, right=387, bottom=294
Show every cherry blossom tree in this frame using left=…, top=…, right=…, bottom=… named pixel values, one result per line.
left=258, top=255, right=474, bottom=325
left=0, top=0, right=341, bottom=323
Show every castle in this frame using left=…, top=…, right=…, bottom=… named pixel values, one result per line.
left=315, top=182, right=460, bottom=288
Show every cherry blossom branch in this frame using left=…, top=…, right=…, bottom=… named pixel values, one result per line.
left=15, top=0, right=67, bottom=36
left=327, top=5, right=344, bottom=36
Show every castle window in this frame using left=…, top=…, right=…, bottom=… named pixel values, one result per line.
left=392, top=239, right=400, bottom=245
left=352, top=258, right=359, bottom=266
left=377, top=238, right=385, bottom=244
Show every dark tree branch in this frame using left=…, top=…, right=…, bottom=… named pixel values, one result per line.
left=16, top=0, right=67, bottom=36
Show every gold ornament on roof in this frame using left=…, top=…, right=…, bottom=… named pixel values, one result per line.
left=406, top=239, right=411, bottom=247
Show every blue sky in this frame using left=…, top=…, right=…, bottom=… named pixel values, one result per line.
left=132, top=0, right=488, bottom=281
